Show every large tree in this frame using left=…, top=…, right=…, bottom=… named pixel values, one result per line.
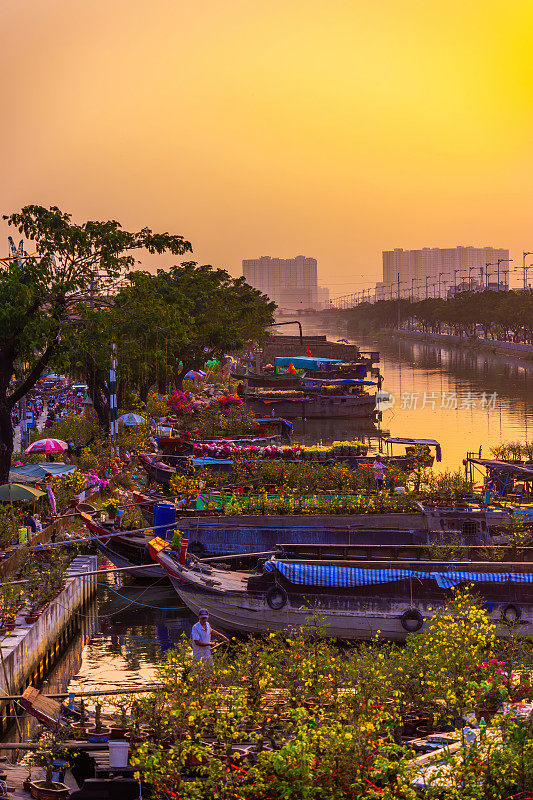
left=65, top=263, right=275, bottom=426
left=0, top=205, right=192, bottom=481
left=152, top=262, right=275, bottom=386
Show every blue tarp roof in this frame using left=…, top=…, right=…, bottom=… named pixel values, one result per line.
left=9, top=462, right=77, bottom=483
left=274, top=356, right=343, bottom=370
left=264, top=561, right=532, bottom=590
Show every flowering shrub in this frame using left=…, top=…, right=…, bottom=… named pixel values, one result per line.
left=221, top=491, right=417, bottom=515
left=469, top=659, right=510, bottom=709
left=167, top=390, right=194, bottom=414
left=50, top=471, right=87, bottom=512
left=83, top=469, right=108, bottom=491
left=215, top=394, right=243, bottom=409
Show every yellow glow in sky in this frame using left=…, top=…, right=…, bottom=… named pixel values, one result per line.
left=1, top=0, right=533, bottom=293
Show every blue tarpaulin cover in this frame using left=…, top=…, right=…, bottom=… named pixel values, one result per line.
left=9, top=462, right=77, bottom=483
left=274, top=356, right=343, bottom=370
left=264, top=561, right=533, bottom=589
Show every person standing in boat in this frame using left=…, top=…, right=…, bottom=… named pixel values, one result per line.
left=372, top=454, right=386, bottom=490
left=191, top=609, right=229, bottom=663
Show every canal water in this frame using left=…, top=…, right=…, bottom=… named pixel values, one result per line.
left=293, top=320, right=533, bottom=473
left=31, top=324, right=533, bottom=702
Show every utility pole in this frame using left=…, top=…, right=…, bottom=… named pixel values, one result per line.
left=497, top=258, right=512, bottom=291
left=109, top=343, right=118, bottom=456
left=397, top=272, right=401, bottom=329
left=523, top=252, right=533, bottom=290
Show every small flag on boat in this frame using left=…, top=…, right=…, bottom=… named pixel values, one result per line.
left=305, top=347, right=312, bottom=356
left=287, top=362, right=297, bottom=374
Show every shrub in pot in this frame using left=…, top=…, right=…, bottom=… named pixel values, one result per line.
left=86, top=702, right=111, bottom=743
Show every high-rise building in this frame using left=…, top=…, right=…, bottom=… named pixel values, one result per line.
left=316, top=285, right=330, bottom=309
left=242, top=255, right=319, bottom=310
left=381, top=246, right=510, bottom=299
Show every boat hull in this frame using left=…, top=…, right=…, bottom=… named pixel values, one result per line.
left=169, top=573, right=533, bottom=641
left=246, top=394, right=376, bottom=419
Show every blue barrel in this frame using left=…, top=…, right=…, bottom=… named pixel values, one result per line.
left=153, top=502, right=177, bottom=540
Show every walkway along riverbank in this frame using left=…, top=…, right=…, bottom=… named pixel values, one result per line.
left=0, top=555, right=97, bottom=736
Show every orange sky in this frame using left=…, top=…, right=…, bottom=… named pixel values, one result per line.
left=2, top=0, right=533, bottom=296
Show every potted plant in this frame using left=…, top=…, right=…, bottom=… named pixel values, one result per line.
left=86, top=702, right=111, bottom=743
left=71, top=699, right=89, bottom=734
left=22, top=754, right=33, bottom=792
left=110, top=704, right=129, bottom=740
left=102, top=498, right=118, bottom=520
left=29, top=762, right=69, bottom=800
left=30, top=737, right=70, bottom=800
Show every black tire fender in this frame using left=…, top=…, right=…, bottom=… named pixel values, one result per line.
left=266, top=586, right=288, bottom=611
left=502, top=604, right=522, bottom=623
left=400, top=608, right=424, bottom=632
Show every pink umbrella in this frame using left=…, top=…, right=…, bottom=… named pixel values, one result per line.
left=24, top=438, right=68, bottom=455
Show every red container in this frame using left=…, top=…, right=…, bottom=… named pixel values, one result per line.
left=179, top=537, right=189, bottom=564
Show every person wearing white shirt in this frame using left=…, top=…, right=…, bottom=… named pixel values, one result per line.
left=191, top=609, right=229, bottom=663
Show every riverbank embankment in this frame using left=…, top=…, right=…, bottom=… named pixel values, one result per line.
left=382, top=329, right=533, bottom=362
left=0, top=554, right=97, bottom=734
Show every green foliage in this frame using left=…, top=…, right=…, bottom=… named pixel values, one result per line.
left=221, top=491, right=417, bottom=515
left=50, top=471, right=87, bottom=512
left=0, top=505, right=14, bottom=549
left=30, top=417, right=100, bottom=447
left=344, top=289, right=533, bottom=345
left=129, top=592, right=508, bottom=799
left=0, top=205, right=193, bottom=479
left=417, top=469, right=478, bottom=500
left=491, top=440, right=533, bottom=461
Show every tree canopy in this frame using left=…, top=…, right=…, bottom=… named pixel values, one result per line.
left=341, top=289, right=533, bottom=343
left=64, top=262, right=275, bottom=427
left=0, top=205, right=193, bottom=481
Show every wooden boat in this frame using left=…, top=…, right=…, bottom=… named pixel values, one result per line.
left=91, top=494, right=500, bottom=578
left=245, top=390, right=377, bottom=419
left=81, top=512, right=164, bottom=579
left=138, top=453, right=176, bottom=488
left=20, top=687, right=84, bottom=732
left=153, top=543, right=533, bottom=641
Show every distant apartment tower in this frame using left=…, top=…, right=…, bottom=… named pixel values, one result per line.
left=381, top=246, right=510, bottom=299
left=242, top=255, right=319, bottom=310
left=316, top=285, right=330, bottom=309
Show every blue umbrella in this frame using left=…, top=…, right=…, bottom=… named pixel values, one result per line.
left=118, top=413, right=147, bottom=426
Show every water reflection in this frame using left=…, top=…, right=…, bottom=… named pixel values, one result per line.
left=306, top=319, right=533, bottom=471
left=65, top=581, right=193, bottom=693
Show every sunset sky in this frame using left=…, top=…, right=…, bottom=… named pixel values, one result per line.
left=2, top=0, right=533, bottom=296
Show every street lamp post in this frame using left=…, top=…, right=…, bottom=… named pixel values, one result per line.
left=425, top=275, right=431, bottom=299
left=485, top=263, right=494, bottom=289
left=454, top=268, right=462, bottom=293
left=497, top=258, right=512, bottom=290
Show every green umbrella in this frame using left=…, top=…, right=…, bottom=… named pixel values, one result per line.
left=0, top=484, right=46, bottom=502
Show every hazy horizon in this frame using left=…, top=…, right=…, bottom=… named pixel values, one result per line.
left=2, top=0, right=532, bottom=297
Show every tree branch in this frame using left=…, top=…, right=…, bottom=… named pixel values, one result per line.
left=8, top=338, right=58, bottom=407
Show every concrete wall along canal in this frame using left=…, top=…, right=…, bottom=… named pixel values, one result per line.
left=0, top=555, right=97, bottom=734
